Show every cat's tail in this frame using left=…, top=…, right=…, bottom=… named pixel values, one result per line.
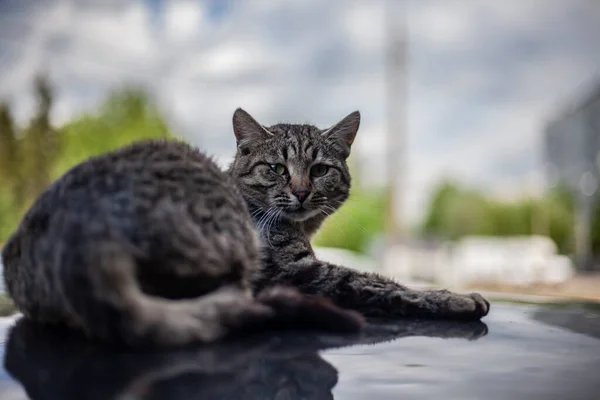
left=78, top=282, right=365, bottom=348
left=53, top=240, right=364, bottom=347
left=130, top=285, right=365, bottom=348
left=108, top=284, right=365, bottom=348
left=10, top=229, right=365, bottom=348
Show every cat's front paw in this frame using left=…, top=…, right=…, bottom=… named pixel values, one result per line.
left=445, top=292, right=490, bottom=320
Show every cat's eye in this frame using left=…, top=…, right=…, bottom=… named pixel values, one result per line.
left=310, top=164, right=329, bottom=177
left=269, top=163, right=287, bottom=175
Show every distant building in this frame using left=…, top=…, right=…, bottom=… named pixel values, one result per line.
left=543, top=79, right=600, bottom=271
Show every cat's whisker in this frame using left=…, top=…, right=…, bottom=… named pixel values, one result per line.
left=267, top=209, right=282, bottom=246
left=256, top=207, right=276, bottom=235
left=263, top=208, right=278, bottom=231
left=264, top=209, right=283, bottom=248
left=254, top=209, right=267, bottom=229
left=260, top=209, right=273, bottom=236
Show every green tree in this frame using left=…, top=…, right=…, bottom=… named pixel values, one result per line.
left=313, top=187, right=387, bottom=253
left=52, top=86, right=172, bottom=177
left=0, top=78, right=175, bottom=242
left=532, top=186, right=575, bottom=254
left=21, top=74, right=60, bottom=200
left=421, top=180, right=576, bottom=254
left=422, top=181, right=461, bottom=235
left=0, top=102, right=21, bottom=200
left=0, top=103, right=23, bottom=240
left=422, top=182, right=495, bottom=240
left=313, top=157, right=387, bottom=254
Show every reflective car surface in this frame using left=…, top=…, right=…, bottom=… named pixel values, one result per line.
left=0, top=301, right=599, bottom=399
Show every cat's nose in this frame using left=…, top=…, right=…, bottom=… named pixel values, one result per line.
left=292, top=189, right=310, bottom=203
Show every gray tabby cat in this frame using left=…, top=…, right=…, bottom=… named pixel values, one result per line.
left=2, top=138, right=364, bottom=348
left=229, top=109, right=489, bottom=320
left=1, top=108, right=488, bottom=348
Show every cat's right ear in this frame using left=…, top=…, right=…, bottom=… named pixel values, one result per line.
left=232, top=108, right=273, bottom=147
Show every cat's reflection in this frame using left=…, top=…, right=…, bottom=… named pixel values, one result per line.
left=4, top=318, right=488, bottom=400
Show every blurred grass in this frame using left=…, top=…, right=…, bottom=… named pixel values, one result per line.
left=0, top=294, right=18, bottom=317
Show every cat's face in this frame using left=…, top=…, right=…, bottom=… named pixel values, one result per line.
left=228, top=109, right=360, bottom=223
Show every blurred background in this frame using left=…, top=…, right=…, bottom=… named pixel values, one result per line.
left=1, top=0, right=600, bottom=300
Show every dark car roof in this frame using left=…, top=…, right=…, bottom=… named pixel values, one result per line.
left=1, top=301, right=599, bottom=400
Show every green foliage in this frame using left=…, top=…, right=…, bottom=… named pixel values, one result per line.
left=313, top=156, right=387, bottom=254
left=0, top=190, right=21, bottom=241
left=21, top=76, right=59, bottom=198
left=0, top=75, right=60, bottom=239
left=421, top=180, right=576, bottom=254
left=544, top=187, right=576, bottom=254
left=0, top=79, right=174, bottom=242
left=422, top=182, right=460, bottom=235
left=313, top=186, right=387, bottom=253
left=52, top=86, right=172, bottom=177
left=423, top=182, right=496, bottom=239
left=0, top=102, right=20, bottom=195
left=590, top=197, right=600, bottom=256
left=0, top=294, right=17, bottom=317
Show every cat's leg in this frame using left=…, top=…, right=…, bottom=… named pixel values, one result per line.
left=262, top=255, right=489, bottom=320
left=261, top=258, right=489, bottom=320
left=258, top=230, right=490, bottom=320
left=62, top=241, right=362, bottom=347
left=48, top=238, right=257, bottom=346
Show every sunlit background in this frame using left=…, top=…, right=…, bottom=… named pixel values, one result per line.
left=1, top=0, right=600, bottom=300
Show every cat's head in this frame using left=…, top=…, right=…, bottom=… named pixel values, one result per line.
left=228, top=108, right=360, bottom=224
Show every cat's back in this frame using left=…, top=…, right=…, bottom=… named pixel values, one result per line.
left=3, top=138, right=257, bottom=304
left=56, top=139, right=226, bottom=198
left=8, top=139, right=249, bottom=253
left=27, top=139, right=238, bottom=216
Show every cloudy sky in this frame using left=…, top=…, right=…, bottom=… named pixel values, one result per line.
left=0, top=0, right=599, bottom=226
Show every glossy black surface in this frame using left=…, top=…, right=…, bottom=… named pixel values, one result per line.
left=1, top=302, right=599, bottom=399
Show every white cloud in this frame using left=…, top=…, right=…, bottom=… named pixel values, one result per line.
left=409, top=1, right=476, bottom=48
left=340, top=1, right=385, bottom=52
left=164, top=0, right=205, bottom=43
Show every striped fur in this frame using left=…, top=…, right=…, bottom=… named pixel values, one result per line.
left=228, top=109, right=490, bottom=320
left=2, top=139, right=364, bottom=347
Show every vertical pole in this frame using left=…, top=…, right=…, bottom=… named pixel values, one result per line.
left=384, top=0, right=408, bottom=241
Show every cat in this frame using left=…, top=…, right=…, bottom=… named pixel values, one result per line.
left=1, top=138, right=364, bottom=348
left=228, top=108, right=490, bottom=319
left=1, top=108, right=489, bottom=348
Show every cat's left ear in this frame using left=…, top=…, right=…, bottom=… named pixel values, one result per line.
left=321, top=111, right=360, bottom=152
left=232, top=108, right=273, bottom=147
